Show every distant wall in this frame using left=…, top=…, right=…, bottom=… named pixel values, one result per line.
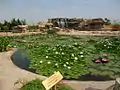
left=103, top=25, right=120, bottom=30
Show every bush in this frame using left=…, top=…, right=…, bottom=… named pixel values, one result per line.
left=20, top=79, right=73, bottom=90
left=58, top=85, right=73, bottom=90
left=20, top=79, right=45, bottom=90
left=46, top=28, right=57, bottom=35
left=0, top=37, right=11, bottom=52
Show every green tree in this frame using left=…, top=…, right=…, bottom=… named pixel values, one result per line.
left=21, top=19, right=26, bottom=25
left=3, top=26, right=9, bottom=32
left=104, top=18, right=111, bottom=25
left=3, top=20, right=11, bottom=30
left=0, top=22, right=2, bottom=30
left=17, top=18, right=22, bottom=25
left=112, top=20, right=120, bottom=25
left=11, top=18, right=18, bottom=26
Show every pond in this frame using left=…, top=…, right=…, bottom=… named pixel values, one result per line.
left=11, top=49, right=36, bottom=73
left=11, top=49, right=114, bottom=81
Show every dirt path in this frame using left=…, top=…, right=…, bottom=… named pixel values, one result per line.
left=0, top=31, right=120, bottom=37
left=0, top=50, right=116, bottom=90
left=0, top=32, right=41, bottom=37
left=64, top=80, right=115, bottom=90
left=58, top=31, right=120, bottom=36
left=0, top=49, right=46, bottom=90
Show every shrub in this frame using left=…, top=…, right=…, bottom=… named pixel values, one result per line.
left=20, top=79, right=45, bottom=90
left=58, top=85, right=73, bottom=90
left=20, top=79, right=73, bottom=90
left=0, top=37, right=11, bottom=52
left=46, top=28, right=57, bottom=35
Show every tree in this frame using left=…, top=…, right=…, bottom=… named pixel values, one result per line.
left=17, top=18, right=22, bottom=25
left=0, top=22, right=2, bottom=30
left=104, top=18, right=111, bottom=25
left=21, top=19, right=26, bottom=25
left=11, top=18, right=18, bottom=26
left=3, top=26, right=9, bottom=32
left=112, top=20, right=120, bottom=25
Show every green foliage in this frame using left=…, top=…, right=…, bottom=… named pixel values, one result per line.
left=3, top=26, right=9, bottom=31
left=20, top=79, right=73, bottom=90
left=21, top=19, right=27, bottom=25
left=29, top=43, right=89, bottom=79
left=58, top=85, right=73, bottom=90
left=0, top=18, right=27, bottom=32
left=111, top=20, right=120, bottom=25
left=88, top=37, right=120, bottom=78
left=20, top=79, right=45, bottom=90
left=28, top=25, right=38, bottom=30
left=0, top=37, right=11, bottom=52
left=46, top=28, right=57, bottom=35
left=10, top=34, right=120, bottom=79
left=104, top=18, right=111, bottom=25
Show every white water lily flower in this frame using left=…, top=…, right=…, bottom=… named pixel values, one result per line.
left=75, top=43, right=77, bottom=45
left=8, top=45, right=11, bottom=47
left=68, top=67, right=71, bottom=69
left=61, top=52, right=64, bottom=55
left=66, top=62, right=69, bottom=64
left=14, top=46, right=17, bottom=48
left=46, top=56, right=48, bottom=58
left=55, top=52, right=58, bottom=54
left=55, top=63, right=58, bottom=66
left=69, top=45, right=72, bottom=47
left=56, top=44, right=59, bottom=46
left=64, top=64, right=67, bottom=67
left=81, top=55, right=84, bottom=58
left=80, top=52, right=83, bottom=54
left=40, top=61, right=43, bottom=63
left=108, top=43, right=112, bottom=45
left=71, top=54, right=74, bottom=57
left=104, top=45, right=106, bottom=47
left=74, top=57, right=78, bottom=60
left=48, top=61, right=51, bottom=64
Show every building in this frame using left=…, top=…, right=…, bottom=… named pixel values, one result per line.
left=48, top=18, right=105, bottom=30
left=12, top=25, right=28, bottom=33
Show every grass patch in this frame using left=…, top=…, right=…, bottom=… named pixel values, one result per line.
left=20, top=79, right=73, bottom=90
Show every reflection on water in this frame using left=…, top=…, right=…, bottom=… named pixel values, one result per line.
left=11, top=50, right=36, bottom=73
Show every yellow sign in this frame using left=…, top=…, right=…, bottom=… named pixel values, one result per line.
left=42, top=71, right=63, bottom=90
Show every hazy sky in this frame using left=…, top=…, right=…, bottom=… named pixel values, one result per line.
left=0, top=0, right=120, bottom=24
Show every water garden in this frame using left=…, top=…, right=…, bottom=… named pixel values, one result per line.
left=0, top=31, right=120, bottom=90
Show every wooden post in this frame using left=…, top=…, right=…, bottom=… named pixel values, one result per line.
left=54, top=85, right=57, bottom=90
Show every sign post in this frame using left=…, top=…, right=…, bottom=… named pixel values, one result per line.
left=42, top=71, right=63, bottom=90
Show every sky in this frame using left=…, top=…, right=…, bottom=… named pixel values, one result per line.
left=0, top=0, right=120, bottom=24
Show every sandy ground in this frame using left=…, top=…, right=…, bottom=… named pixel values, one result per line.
left=58, top=30, right=120, bottom=36
left=64, top=80, right=115, bottom=90
left=0, top=32, right=41, bottom=37
left=0, top=49, right=46, bottom=90
left=0, top=49, right=116, bottom=90
left=0, top=31, right=120, bottom=37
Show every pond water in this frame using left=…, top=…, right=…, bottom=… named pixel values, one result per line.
left=11, top=50, right=36, bottom=73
